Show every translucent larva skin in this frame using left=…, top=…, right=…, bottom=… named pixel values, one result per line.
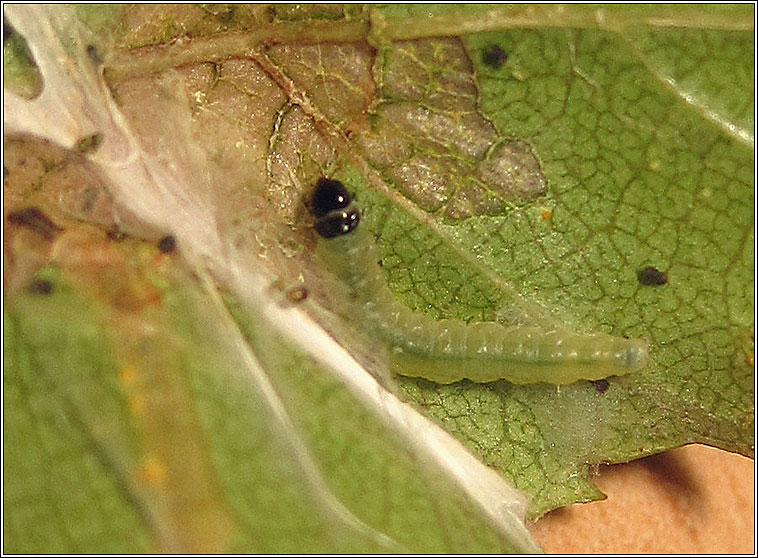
left=388, top=325, right=649, bottom=385
left=316, top=216, right=649, bottom=385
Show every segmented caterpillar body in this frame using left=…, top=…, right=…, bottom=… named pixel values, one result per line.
left=311, top=179, right=649, bottom=385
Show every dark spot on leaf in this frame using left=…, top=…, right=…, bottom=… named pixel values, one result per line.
left=3, top=16, right=14, bottom=42
left=638, top=266, right=668, bottom=286
left=27, top=278, right=54, bottom=296
left=86, top=44, right=102, bottom=65
left=591, top=379, right=610, bottom=394
left=107, top=228, right=127, bottom=241
left=7, top=206, right=62, bottom=240
left=158, top=235, right=176, bottom=254
left=76, top=132, right=103, bottom=154
left=80, top=186, right=100, bottom=213
left=481, top=44, right=507, bottom=69
left=286, top=286, right=308, bottom=304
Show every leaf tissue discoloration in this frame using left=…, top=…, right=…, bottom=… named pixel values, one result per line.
left=347, top=37, right=548, bottom=221
left=7, top=206, right=63, bottom=240
left=476, top=140, right=547, bottom=204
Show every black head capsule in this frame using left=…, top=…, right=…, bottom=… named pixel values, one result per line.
left=314, top=208, right=360, bottom=239
left=311, top=178, right=352, bottom=218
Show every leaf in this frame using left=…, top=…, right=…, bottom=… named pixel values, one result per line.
left=3, top=3, right=753, bottom=553
left=5, top=260, right=533, bottom=553
left=347, top=9, right=755, bottom=515
left=4, top=275, right=151, bottom=554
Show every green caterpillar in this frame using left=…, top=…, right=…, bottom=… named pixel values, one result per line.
left=310, top=178, right=649, bottom=385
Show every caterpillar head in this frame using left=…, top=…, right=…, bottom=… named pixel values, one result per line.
left=311, top=178, right=351, bottom=218
left=311, top=178, right=360, bottom=239
left=314, top=208, right=360, bottom=238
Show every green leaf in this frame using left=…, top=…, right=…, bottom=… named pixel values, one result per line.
left=3, top=3, right=753, bottom=552
left=373, top=20, right=755, bottom=515
left=4, top=263, right=535, bottom=553
left=4, top=270, right=149, bottom=553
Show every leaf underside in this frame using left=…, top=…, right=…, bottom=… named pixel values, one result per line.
left=3, top=4, right=754, bottom=553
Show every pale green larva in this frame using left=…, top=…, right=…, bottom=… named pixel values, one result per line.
left=310, top=178, right=649, bottom=385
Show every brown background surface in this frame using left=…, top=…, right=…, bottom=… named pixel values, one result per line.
left=529, top=444, right=755, bottom=554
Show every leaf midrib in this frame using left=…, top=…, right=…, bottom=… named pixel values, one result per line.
left=104, top=5, right=753, bottom=82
